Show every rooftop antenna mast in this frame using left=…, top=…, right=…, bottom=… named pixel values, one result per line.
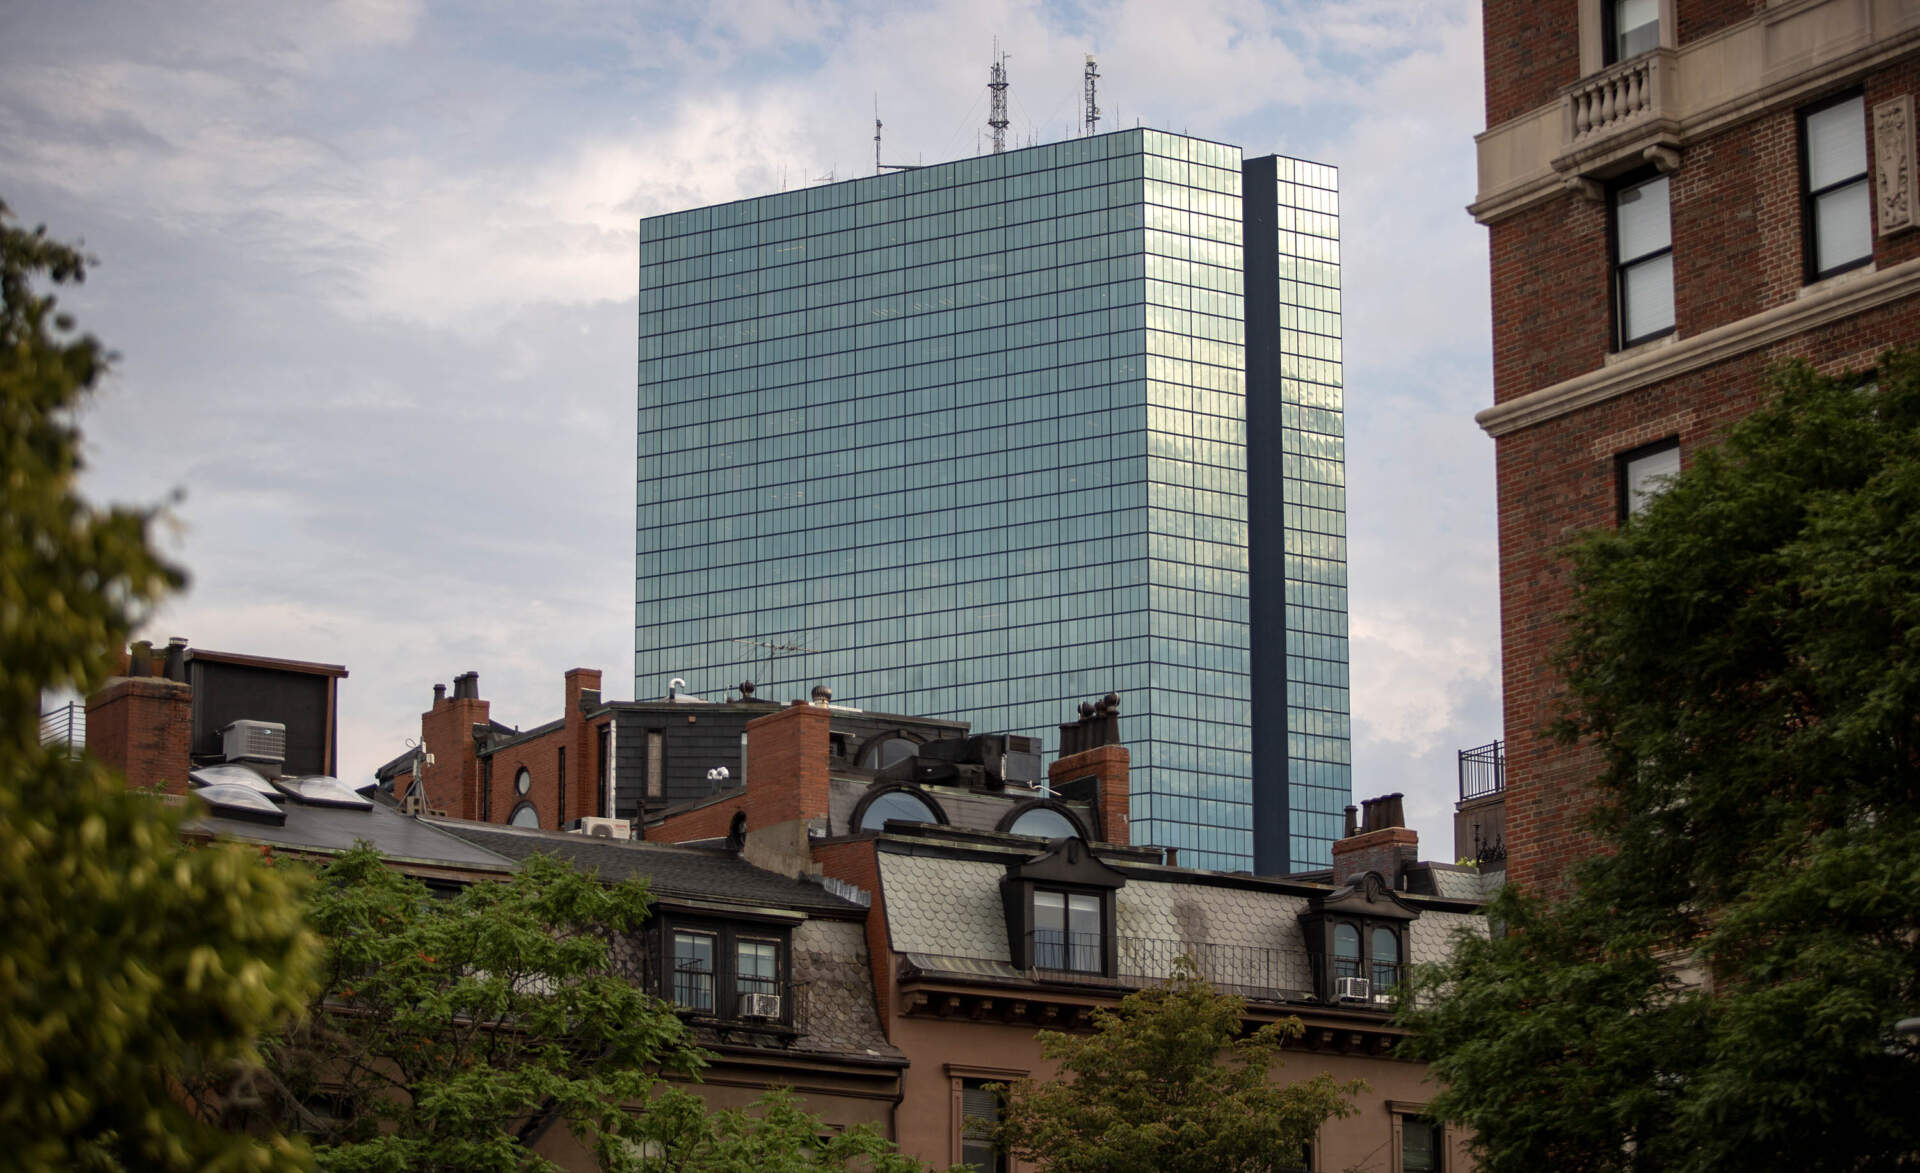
left=872, top=95, right=923, bottom=174
left=988, top=42, right=1010, bottom=154
left=1083, top=54, right=1100, bottom=135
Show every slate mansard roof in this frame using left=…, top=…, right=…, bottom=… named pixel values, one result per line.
left=872, top=829, right=1487, bottom=1000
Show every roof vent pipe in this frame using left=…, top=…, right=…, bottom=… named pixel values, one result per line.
left=669, top=677, right=686, bottom=700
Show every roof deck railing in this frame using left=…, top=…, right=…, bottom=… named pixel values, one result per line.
left=39, top=701, right=85, bottom=757
left=1458, top=740, right=1505, bottom=803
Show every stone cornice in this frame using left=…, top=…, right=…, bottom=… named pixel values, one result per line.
left=1476, top=258, right=1920, bottom=437
left=1471, top=0, right=1920, bottom=225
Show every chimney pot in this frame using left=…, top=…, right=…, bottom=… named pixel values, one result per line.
left=434, top=683, right=446, bottom=704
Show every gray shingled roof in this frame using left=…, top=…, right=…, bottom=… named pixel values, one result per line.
left=190, top=802, right=516, bottom=871
left=430, top=820, right=865, bottom=917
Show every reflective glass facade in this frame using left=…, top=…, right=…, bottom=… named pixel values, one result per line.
left=637, top=129, right=1347, bottom=873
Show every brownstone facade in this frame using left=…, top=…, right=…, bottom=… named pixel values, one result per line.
left=1474, top=0, right=1920, bottom=894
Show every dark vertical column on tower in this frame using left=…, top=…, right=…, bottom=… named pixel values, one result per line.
left=1241, top=156, right=1290, bottom=875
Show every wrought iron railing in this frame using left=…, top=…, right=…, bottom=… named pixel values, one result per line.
left=39, top=702, right=85, bottom=757
left=1458, top=740, right=1505, bottom=802
left=1007, top=933, right=1315, bottom=1002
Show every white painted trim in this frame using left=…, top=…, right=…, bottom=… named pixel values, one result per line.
left=1476, top=257, right=1920, bottom=436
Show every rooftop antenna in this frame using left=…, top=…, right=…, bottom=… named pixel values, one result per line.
left=873, top=96, right=922, bottom=173
left=1083, top=53, right=1100, bottom=136
left=988, top=41, right=1010, bottom=154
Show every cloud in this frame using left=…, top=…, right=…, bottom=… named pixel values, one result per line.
left=4, top=0, right=1503, bottom=862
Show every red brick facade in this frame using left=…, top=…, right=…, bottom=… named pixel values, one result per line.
left=86, top=676, right=193, bottom=794
left=482, top=669, right=610, bottom=830
left=1047, top=745, right=1131, bottom=845
left=1483, top=0, right=1580, bottom=127
left=1478, top=1, right=1920, bottom=895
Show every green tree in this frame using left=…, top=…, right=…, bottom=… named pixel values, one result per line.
left=256, top=846, right=706, bottom=1172
left=1400, top=354, right=1920, bottom=1171
left=992, top=966, right=1360, bottom=1173
left=0, top=199, right=320, bottom=1171
left=632, top=1086, right=952, bottom=1173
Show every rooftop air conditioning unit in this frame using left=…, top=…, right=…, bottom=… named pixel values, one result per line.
left=222, top=720, right=286, bottom=776
left=572, top=816, right=631, bottom=840
left=739, top=992, right=783, bottom=1019
left=1335, top=976, right=1371, bottom=1002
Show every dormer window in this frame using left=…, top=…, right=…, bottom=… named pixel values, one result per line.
left=851, top=784, right=946, bottom=833
left=1299, top=871, right=1419, bottom=1004
left=998, top=800, right=1089, bottom=841
left=1033, top=889, right=1101, bottom=972
left=1001, top=838, right=1126, bottom=978
left=659, top=918, right=791, bottom=1024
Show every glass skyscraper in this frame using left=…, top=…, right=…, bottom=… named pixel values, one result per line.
left=637, top=128, right=1348, bottom=873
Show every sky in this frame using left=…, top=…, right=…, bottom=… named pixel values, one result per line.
left=2, top=0, right=1500, bottom=860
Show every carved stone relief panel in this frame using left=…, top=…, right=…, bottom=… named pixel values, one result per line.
left=1874, top=94, right=1914, bottom=236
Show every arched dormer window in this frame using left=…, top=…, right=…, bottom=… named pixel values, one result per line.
left=997, top=800, right=1091, bottom=842
left=849, top=785, right=946, bottom=833
left=855, top=732, right=923, bottom=771
left=508, top=801, right=540, bottom=828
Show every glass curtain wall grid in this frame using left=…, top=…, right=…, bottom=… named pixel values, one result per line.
left=637, top=129, right=1347, bottom=873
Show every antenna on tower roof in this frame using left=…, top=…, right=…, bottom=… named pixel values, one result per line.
left=874, top=95, right=882, bottom=176
left=988, top=41, right=1010, bottom=155
left=1083, top=53, right=1100, bottom=136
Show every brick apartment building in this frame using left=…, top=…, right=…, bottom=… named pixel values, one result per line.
left=1471, top=0, right=1920, bottom=893
left=645, top=694, right=1490, bottom=1172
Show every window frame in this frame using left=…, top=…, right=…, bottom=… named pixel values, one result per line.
left=1299, top=872, right=1419, bottom=1005
left=1611, top=169, right=1676, bottom=350
left=657, top=916, right=793, bottom=1026
left=947, top=1064, right=1023, bottom=1172
left=1801, top=90, right=1873, bottom=282
left=1388, top=1102, right=1445, bottom=1173
left=1616, top=436, right=1681, bottom=521
left=1602, top=0, right=1659, bottom=65
left=1000, top=837, right=1127, bottom=978
left=849, top=783, right=948, bottom=833
left=995, top=799, right=1092, bottom=841
left=506, top=800, right=540, bottom=829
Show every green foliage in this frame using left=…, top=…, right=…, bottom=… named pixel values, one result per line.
left=630, top=1086, right=952, bottom=1173
left=260, top=847, right=708, bottom=1173
left=0, top=199, right=320, bottom=1171
left=993, top=966, right=1360, bottom=1173
left=1399, top=354, right=1920, bottom=1171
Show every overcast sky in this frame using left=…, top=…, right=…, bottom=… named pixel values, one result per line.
left=3, top=0, right=1499, bottom=859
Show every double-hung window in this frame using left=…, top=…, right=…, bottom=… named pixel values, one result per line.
left=671, top=931, right=715, bottom=1012
left=1613, top=173, right=1674, bottom=348
left=666, top=922, right=788, bottom=1022
left=1605, top=0, right=1659, bottom=62
left=1033, top=889, right=1102, bottom=973
left=1803, top=93, right=1872, bottom=280
left=1618, top=437, right=1680, bottom=520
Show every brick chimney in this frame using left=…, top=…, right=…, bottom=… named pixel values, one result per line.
left=1048, top=744, right=1130, bottom=845
left=417, top=672, right=489, bottom=818
left=1331, top=792, right=1418, bottom=888
left=561, top=667, right=603, bottom=824
left=87, top=673, right=194, bottom=794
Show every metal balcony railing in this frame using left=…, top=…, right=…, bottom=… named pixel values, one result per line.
left=1458, top=740, right=1505, bottom=803
left=998, top=933, right=1315, bottom=1002
left=39, top=702, right=85, bottom=757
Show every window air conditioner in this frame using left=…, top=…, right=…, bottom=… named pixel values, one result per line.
left=739, top=992, right=783, bottom=1019
left=1335, top=976, right=1371, bottom=1002
left=572, top=816, right=631, bottom=839
left=222, top=719, right=287, bottom=764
